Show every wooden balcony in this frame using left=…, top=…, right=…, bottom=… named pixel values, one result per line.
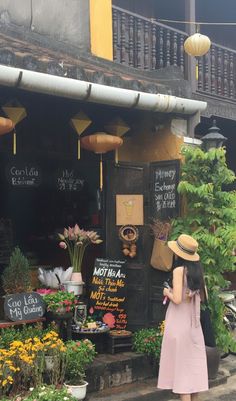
left=112, top=6, right=236, bottom=103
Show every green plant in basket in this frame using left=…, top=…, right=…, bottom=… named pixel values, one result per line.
left=43, top=291, right=78, bottom=314
left=132, top=322, right=165, bottom=361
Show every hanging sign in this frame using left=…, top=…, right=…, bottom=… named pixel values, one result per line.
left=89, top=258, right=128, bottom=330
left=55, top=168, right=85, bottom=191
left=4, top=292, right=45, bottom=322
left=5, top=162, right=41, bottom=188
left=150, top=160, right=180, bottom=220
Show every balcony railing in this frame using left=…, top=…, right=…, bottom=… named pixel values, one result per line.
left=112, top=6, right=236, bottom=102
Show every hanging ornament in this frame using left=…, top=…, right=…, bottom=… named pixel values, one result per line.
left=70, top=111, right=92, bottom=160
left=184, top=33, right=211, bottom=57
left=0, top=117, right=14, bottom=136
left=2, top=102, right=27, bottom=155
left=81, top=133, right=123, bottom=191
left=105, top=117, right=130, bottom=164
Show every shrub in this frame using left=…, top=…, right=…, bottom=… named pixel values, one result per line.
left=64, top=339, right=96, bottom=385
left=132, top=322, right=165, bottom=361
left=2, top=247, right=31, bottom=294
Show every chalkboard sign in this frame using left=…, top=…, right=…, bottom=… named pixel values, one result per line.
left=6, top=162, right=41, bottom=188
left=150, top=160, right=180, bottom=220
left=55, top=168, right=85, bottom=191
left=89, top=258, right=128, bottom=330
left=4, top=292, right=45, bottom=322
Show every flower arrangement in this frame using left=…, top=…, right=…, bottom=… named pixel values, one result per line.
left=43, top=291, right=78, bottom=314
left=64, top=339, right=96, bottom=385
left=132, top=321, right=165, bottom=362
left=58, top=224, right=102, bottom=273
left=0, top=327, right=66, bottom=397
left=9, top=385, right=78, bottom=401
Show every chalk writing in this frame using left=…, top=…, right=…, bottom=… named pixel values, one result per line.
left=6, top=163, right=41, bottom=187
left=56, top=169, right=84, bottom=191
left=89, top=259, right=127, bottom=329
left=4, top=292, right=45, bottom=322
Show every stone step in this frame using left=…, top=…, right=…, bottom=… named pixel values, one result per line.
left=86, top=352, right=156, bottom=393
left=86, top=372, right=228, bottom=401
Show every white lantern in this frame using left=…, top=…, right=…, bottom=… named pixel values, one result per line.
left=184, top=33, right=211, bottom=57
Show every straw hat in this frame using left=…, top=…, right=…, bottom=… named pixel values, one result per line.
left=167, top=234, right=200, bottom=262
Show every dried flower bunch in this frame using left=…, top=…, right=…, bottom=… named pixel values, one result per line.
left=150, top=219, right=171, bottom=241
left=58, top=224, right=103, bottom=273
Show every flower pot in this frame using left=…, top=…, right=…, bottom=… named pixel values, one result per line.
left=45, top=355, right=56, bottom=371
left=206, top=346, right=220, bottom=380
left=64, top=381, right=88, bottom=400
left=71, top=272, right=83, bottom=283
left=63, top=281, right=84, bottom=295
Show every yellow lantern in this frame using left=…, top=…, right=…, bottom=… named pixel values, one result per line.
left=184, top=33, right=211, bottom=57
left=81, top=133, right=123, bottom=191
left=105, top=117, right=130, bottom=163
left=70, top=111, right=92, bottom=160
left=0, top=117, right=14, bottom=135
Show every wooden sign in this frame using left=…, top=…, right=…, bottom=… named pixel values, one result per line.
left=6, top=162, right=41, bottom=188
left=4, top=292, right=45, bottom=322
left=116, top=194, right=143, bottom=225
left=150, top=160, right=180, bottom=220
left=89, top=258, right=128, bottom=330
left=55, top=168, right=85, bottom=191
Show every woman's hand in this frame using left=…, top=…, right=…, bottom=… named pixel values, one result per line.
left=163, top=287, right=171, bottom=297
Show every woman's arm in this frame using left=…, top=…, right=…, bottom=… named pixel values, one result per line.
left=163, top=266, right=184, bottom=305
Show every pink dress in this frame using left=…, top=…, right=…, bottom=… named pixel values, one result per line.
left=157, top=272, right=208, bottom=394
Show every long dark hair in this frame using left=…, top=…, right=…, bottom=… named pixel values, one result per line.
left=174, top=256, right=205, bottom=292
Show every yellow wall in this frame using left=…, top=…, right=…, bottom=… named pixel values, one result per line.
left=119, top=117, right=184, bottom=163
left=90, top=0, right=113, bottom=61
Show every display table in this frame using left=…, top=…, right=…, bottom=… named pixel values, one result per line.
left=72, top=325, right=110, bottom=353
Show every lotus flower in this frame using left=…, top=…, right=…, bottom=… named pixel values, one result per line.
left=57, top=224, right=103, bottom=273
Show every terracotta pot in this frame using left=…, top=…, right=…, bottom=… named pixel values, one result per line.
left=206, top=346, right=220, bottom=380
left=71, top=272, right=83, bottom=283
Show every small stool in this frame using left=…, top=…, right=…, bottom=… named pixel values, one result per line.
left=108, top=331, right=133, bottom=354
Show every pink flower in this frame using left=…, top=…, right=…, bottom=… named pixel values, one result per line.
left=103, top=312, right=116, bottom=328
left=89, top=306, right=94, bottom=314
left=59, top=241, right=67, bottom=249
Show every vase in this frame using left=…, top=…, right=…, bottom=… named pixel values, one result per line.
left=63, top=281, right=84, bottom=295
left=64, top=381, right=88, bottom=400
left=206, top=346, right=220, bottom=380
left=71, top=272, right=83, bottom=283
left=45, top=355, right=56, bottom=371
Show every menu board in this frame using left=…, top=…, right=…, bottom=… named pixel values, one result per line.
left=5, top=162, right=41, bottom=188
left=89, top=258, right=127, bottom=329
left=55, top=168, right=85, bottom=191
left=4, top=292, right=45, bottom=322
left=150, top=160, right=180, bottom=220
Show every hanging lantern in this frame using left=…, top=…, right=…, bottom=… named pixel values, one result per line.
left=81, top=133, right=123, bottom=191
left=0, top=117, right=14, bottom=135
left=105, top=117, right=130, bottom=163
left=184, top=33, right=211, bottom=57
left=2, top=102, right=27, bottom=155
left=70, top=111, right=92, bottom=160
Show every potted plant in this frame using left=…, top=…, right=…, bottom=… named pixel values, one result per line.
left=43, top=290, right=78, bottom=319
left=64, top=339, right=96, bottom=400
left=132, top=322, right=164, bottom=372
left=10, top=384, right=78, bottom=401
left=58, top=224, right=102, bottom=287
left=2, top=247, right=32, bottom=294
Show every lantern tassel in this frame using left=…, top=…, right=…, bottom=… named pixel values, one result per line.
left=115, top=148, right=119, bottom=164
left=13, top=130, right=16, bottom=155
left=100, top=154, right=103, bottom=191
left=78, top=139, right=80, bottom=160
left=196, top=60, right=199, bottom=80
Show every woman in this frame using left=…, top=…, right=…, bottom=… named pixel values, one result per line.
left=157, top=234, right=208, bottom=401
